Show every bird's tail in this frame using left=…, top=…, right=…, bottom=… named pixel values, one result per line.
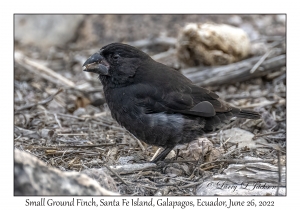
left=236, top=109, right=261, bottom=119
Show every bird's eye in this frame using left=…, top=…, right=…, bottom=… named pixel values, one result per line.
left=112, top=54, right=120, bottom=61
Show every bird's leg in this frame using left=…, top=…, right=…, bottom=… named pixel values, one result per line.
left=150, top=147, right=174, bottom=163
left=175, top=149, right=180, bottom=160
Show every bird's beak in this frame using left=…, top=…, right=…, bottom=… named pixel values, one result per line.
left=82, top=51, right=110, bottom=76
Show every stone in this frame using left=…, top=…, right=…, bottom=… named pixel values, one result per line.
left=15, top=15, right=84, bottom=49
left=14, top=149, right=118, bottom=195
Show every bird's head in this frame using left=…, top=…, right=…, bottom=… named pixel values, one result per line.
left=83, top=43, right=150, bottom=85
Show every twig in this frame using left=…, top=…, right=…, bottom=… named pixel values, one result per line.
left=240, top=100, right=282, bottom=109
left=15, top=51, right=75, bottom=87
left=155, top=183, right=179, bottom=187
left=273, top=72, right=286, bottom=84
left=15, top=62, right=62, bottom=86
left=221, top=148, right=238, bottom=158
left=201, top=164, right=220, bottom=171
left=45, top=150, right=90, bottom=155
left=180, top=181, right=204, bottom=189
left=16, top=88, right=63, bottom=111
left=150, top=148, right=163, bottom=162
left=34, top=143, right=117, bottom=150
left=137, top=184, right=158, bottom=191
left=255, top=142, right=286, bottom=153
left=103, top=164, right=128, bottom=185
left=253, top=131, right=285, bottom=139
left=55, top=113, right=85, bottom=120
left=128, top=133, right=145, bottom=151
left=136, top=139, right=146, bottom=152
left=182, top=54, right=286, bottom=87
left=223, top=137, right=231, bottom=145
left=219, top=120, right=237, bottom=130
left=151, top=48, right=176, bottom=60
left=14, top=126, right=40, bottom=139
left=54, top=113, right=62, bottom=128
left=127, top=37, right=177, bottom=48
left=14, top=135, right=22, bottom=141
left=225, top=93, right=262, bottom=100
left=198, top=159, right=274, bottom=169
left=68, top=156, right=80, bottom=168
left=98, top=163, right=157, bottom=175
left=164, top=159, right=198, bottom=164
left=91, top=120, right=126, bottom=132
left=250, top=49, right=274, bottom=74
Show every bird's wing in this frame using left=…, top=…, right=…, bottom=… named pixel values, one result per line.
left=130, top=82, right=232, bottom=117
left=162, top=85, right=233, bottom=117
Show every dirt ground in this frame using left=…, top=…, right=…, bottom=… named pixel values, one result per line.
left=14, top=14, right=286, bottom=196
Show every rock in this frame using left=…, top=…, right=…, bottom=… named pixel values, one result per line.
left=82, top=169, right=118, bottom=192
left=206, top=147, right=224, bottom=162
left=15, top=15, right=85, bottom=49
left=14, top=149, right=119, bottom=195
left=179, top=138, right=213, bottom=161
left=165, top=165, right=183, bottom=177
left=177, top=23, right=250, bottom=66
left=221, top=128, right=268, bottom=149
left=73, top=107, right=86, bottom=117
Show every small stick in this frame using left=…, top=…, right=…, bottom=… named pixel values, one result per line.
left=127, top=37, right=177, bottom=48
left=45, top=150, right=84, bottom=155
left=130, top=135, right=146, bottom=151
left=150, top=148, right=163, bottom=162
left=253, top=131, right=285, bottom=139
left=103, top=164, right=128, bottom=185
left=250, top=49, right=274, bottom=74
left=201, top=164, right=220, bottom=171
left=57, top=133, right=90, bottom=136
left=198, top=159, right=274, bottom=169
left=155, top=183, right=179, bottom=187
left=34, top=143, right=116, bottom=150
left=14, top=135, right=22, bottom=141
left=240, top=100, right=278, bottom=109
left=16, top=88, right=63, bottom=111
left=183, top=54, right=286, bottom=87
left=161, top=158, right=274, bottom=166
left=100, top=163, right=157, bottom=175
left=54, top=113, right=62, bottom=128
left=180, top=181, right=204, bottom=189
left=255, top=142, right=286, bottom=153
left=91, top=120, right=126, bottom=132
left=55, top=113, right=85, bottom=120
left=151, top=48, right=175, bottom=60
left=136, top=139, right=146, bottom=151
left=15, top=51, right=75, bottom=87
left=137, top=184, right=158, bottom=191
left=223, top=137, right=231, bottom=145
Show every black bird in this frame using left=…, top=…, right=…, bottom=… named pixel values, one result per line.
left=83, top=43, right=260, bottom=163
